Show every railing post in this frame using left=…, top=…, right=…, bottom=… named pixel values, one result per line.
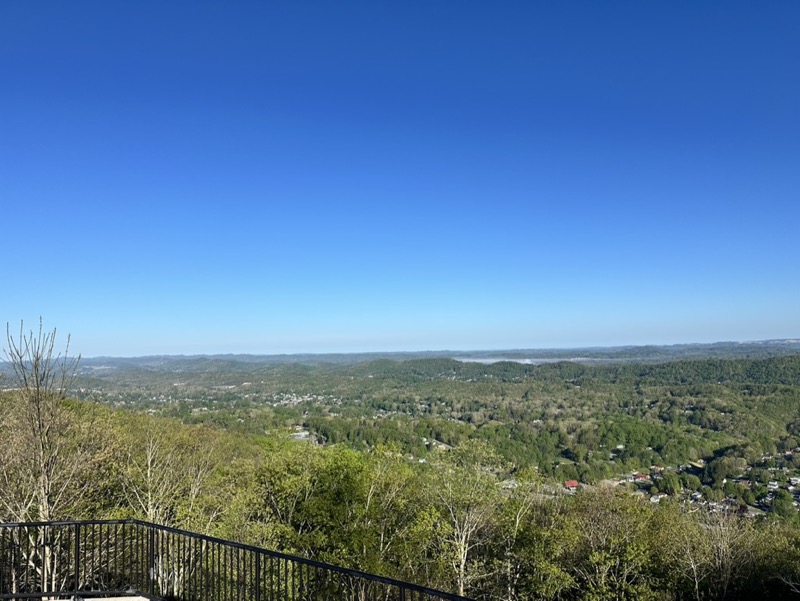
left=148, top=525, right=156, bottom=597
left=74, top=523, right=81, bottom=593
left=255, top=553, right=262, bottom=601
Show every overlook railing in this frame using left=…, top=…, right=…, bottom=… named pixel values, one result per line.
left=0, top=520, right=470, bottom=601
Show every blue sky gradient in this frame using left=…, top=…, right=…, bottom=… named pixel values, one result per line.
left=1, top=1, right=798, bottom=356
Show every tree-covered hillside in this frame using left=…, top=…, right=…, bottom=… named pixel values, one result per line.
left=71, top=354, right=800, bottom=486
left=5, top=332, right=800, bottom=599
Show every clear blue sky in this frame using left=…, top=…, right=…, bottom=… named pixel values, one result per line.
left=1, top=1, right=798, bottom=357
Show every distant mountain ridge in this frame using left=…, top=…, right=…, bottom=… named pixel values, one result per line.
left=67, top=339, right=800, bottom=373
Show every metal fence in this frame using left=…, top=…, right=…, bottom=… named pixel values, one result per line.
left=0, top=520, right=470, bottom=601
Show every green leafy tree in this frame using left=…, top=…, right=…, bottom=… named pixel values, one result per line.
left=563, top=489, right=660, bottom=600
left=772, top=489, right=797, bottom=520
left=492, top=472, right=573, bottom=600
left=660, top=472, right=682, bottom=495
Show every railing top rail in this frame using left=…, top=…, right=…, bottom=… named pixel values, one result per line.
left=0, top=590, right=135, bottom=599
left=0, top=518, right=132, bottom=528
left=0, top=519, right=473, bottom=601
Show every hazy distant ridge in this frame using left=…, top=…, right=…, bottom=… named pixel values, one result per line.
left=66, top=339, right=800, bottom=373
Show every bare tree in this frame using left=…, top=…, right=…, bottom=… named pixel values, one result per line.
left=121, top=422, right=219, bottom=530
left=120, top=419, right=222, bottom=599
left=0, top=319, right=83, bottom=522
left=432, top=441, right=502, bottom=597
left=0, top=320, right=100, bottom=597
left=701, top=508, right=759, bottom=600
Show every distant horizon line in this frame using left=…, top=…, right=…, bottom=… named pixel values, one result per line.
left=76, top=338, right=800, bottom=360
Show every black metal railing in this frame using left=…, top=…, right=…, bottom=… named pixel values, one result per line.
left=0, top=520, right=470, bottom=601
